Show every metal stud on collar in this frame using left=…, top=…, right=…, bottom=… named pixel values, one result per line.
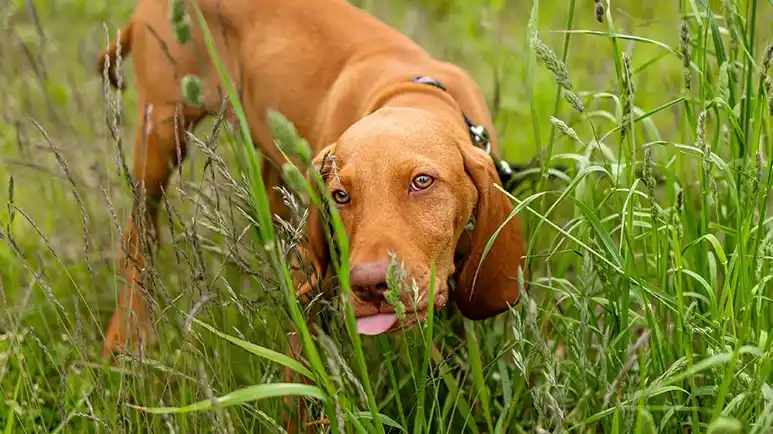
left=468, top=124, right=491, bottom=153
left=466, top=118, right=514, bottom=182
left=498, top=159, right=513, bottom=176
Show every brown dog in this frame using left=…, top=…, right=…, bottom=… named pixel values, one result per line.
left=98, top=0, right=526, bottom=363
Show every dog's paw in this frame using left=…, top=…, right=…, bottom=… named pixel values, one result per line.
left=102, top=309, right=157, bottom=360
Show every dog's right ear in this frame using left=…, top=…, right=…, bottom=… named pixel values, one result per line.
left=453, top=144, right=527, bottom=320
left=294, top=144, right=336, bottom=300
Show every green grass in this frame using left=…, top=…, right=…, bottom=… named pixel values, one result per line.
left=2, top=0, right=773, bottom=432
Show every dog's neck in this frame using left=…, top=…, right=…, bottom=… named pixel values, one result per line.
left=365, top=81, right=473, bottom=142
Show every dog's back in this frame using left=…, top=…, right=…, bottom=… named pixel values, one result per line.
left=97, top=0, right=490, bottom=153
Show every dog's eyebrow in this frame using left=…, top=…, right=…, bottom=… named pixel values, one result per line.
left=320, top=167, right=333, bottom=182
left=319, top=151, right=338, bottom=182
left=329, top=154, right=343, bottom=183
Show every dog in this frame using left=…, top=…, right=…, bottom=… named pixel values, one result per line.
left=98, top=0, right=527, bottom=425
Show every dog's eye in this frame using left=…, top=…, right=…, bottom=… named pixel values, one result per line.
left=331, top=189, right=350, bottom=204
left=410, top=174, right=435, bottom=191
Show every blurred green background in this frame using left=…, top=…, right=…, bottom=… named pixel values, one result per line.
left=1, top=0, right=772, bottom=432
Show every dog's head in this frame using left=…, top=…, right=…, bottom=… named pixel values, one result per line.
left=298, top=106, right=526, bottom=335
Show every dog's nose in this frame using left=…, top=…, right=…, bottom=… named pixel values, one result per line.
left=350, top=261, right=390, bottom=302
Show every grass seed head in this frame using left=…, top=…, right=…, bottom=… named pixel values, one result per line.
left=531, top=36, right=585, bottom=112
left=763, top=43, right=773, bottom=76
left=680, top=21, right=691, bottom=68
left=643, top=149, right=651, bottom=178
left=621, top=53, right=634, bottom=138
left=385, top=252, right=407, bottom=322
left=563, top=90, right=585, bottom=113
left=6, top=175, right=14, bottom=227
left=697, top=111, right=711, bottom=182
left=696, top=111, right=707, bottom=154
left=675, top=187, right=684, bottom=216
left=680, top=21, right=691, bottom=90
left=169, top=0, right=186, bottom=25
left=549, top=116, right=580, bottom=142
left=181, top=74, right=202, bottom=105
left=724, top=0, right=739, bottom=57
left=173, top=16, right=191, bottom=44
left=766, top=76, right=773, bottom=115
left=684, top=69, right=692, bottom=91
left=643, top=148, right=658, bottom=221
left=267, top=109, right=313, bottom=166
left=531, top=36, right=573, bottom=91
left=594, top=0, right=604, bottom=23
left=643, top=148, right=655, bottom=190
left=281, top=163, right=307, bottom=196
left=622, top=52, right=635, bottom=95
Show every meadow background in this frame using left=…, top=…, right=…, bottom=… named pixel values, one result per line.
left=1, top=0, right=773, bottom=432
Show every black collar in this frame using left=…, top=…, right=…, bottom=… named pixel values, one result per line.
left=411, top=76, right=514, bottom=185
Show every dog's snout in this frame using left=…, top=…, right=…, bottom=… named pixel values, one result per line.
left=350, top=261, right=390, bottom=301
left=350, top=261, right=390, bottom=286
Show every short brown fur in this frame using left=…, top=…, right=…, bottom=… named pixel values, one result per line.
left=98, top=0, right=527, bottom=430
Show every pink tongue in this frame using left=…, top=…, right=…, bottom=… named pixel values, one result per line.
left=356, top=313, right=398, bottom=335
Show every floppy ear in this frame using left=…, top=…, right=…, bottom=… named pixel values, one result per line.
left=293, top=144, right=335, bottom=301
left=453, top=145, right=528, bottom=320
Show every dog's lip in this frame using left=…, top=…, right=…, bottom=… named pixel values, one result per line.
left=352, top=285, right=449, bottom=311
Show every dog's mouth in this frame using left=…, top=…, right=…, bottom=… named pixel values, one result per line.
left=355, top=309, right=428, bottom=335
left=349, top=281, right=451, bottom=336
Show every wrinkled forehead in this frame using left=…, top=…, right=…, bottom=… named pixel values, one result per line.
left=332, top=108, right=464, bottom=171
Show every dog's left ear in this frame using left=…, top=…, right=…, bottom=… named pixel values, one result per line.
left=454, top=145, right=527, bottom=320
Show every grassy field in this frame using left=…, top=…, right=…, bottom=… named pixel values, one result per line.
left=2, top=0, right=773, bottom=432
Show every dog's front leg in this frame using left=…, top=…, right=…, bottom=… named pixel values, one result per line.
left=102, top=102, right=201, bottom=359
